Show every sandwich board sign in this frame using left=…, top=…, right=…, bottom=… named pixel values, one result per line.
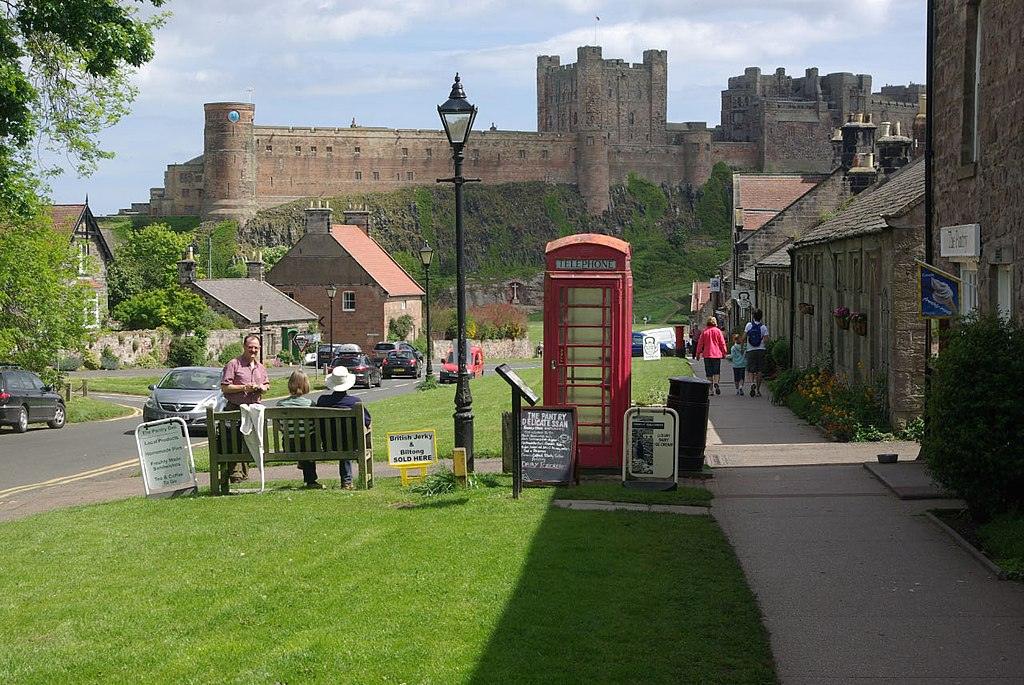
left=623, top=407, right=679, bottom=490
left=135, top=418, right=199, bottom=498
left=642, top=334, right=661, bottom=361
left=386, top=429, right=437, bottom=486
left=520, top=407, right=578, bottom=486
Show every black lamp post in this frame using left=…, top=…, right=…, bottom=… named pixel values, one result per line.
left=326, top=284, right=337, bottom=370
left=419, top=242, right=434, bottom=379
left=437, top=73, right=480, bottom=471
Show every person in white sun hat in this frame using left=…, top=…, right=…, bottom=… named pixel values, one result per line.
left=311, top=366, right=371, bottom=489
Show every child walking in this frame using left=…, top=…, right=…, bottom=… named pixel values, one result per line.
left=729, top=334, right=747, bottom=395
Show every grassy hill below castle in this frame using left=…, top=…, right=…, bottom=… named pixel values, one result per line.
left=100, top=164, right=733, bottom=325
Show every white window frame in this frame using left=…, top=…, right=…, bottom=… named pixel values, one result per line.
left=959, top=262, right=979, bottom=315
left=996, top=265, right=1012, bottom=320
left=342, top=291, right=356, bottom=312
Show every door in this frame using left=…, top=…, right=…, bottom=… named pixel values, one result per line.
left=550, top=283, right=618, bottom=468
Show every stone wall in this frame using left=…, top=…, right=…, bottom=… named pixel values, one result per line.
left=933, top=0, right=1024, bottom=320
left=431, top=337, right=532, bottom=361
left=84, top=328, right=258, bottom=367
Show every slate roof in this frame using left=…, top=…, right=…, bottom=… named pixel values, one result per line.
left=757, top=241, right=793, bottom=268
left=49, top=204, right=87, bottom=235
left=735, top=174, right=827, bottom=232
left=795, top=158, right=925, bottom=247
left=330, top=225, right=424, bottom=297
left=190, top=279, right=318, bottom=325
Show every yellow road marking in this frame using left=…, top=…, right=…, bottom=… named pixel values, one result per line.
left=0, top=459, right=136, bottom=499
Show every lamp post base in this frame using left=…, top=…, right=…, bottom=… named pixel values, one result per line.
left=454, top=373, right=474, bottom=471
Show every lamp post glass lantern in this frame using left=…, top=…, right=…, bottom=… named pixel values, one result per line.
left=437, top=73, right=479, bottom=470
left=326, top=285, right=337, bottom=369
left=419, top=243, right=434, bottom=378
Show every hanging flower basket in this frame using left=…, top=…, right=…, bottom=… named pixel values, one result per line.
left=833, top=306, right=850, bottom=330
left=851, top=313, right=868, bottom=336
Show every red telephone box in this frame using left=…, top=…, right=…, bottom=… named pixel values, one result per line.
left=543, top=234, right=633, bottom=470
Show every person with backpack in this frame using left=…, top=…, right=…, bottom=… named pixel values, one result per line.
left=744, top=309, right=769, bottom=397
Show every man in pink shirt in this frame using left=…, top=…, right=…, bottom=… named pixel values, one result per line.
left=220, top=334, right=270, bottom=481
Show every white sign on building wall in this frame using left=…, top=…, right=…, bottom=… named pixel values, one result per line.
left=940, top=224, right=981, bottom=259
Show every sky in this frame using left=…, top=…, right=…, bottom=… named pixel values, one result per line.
left=50, top=0, right=926, bottom=215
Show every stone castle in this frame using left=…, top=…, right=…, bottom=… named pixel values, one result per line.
left=135, top=45, right=922, bottom=222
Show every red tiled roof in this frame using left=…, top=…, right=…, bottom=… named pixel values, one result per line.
left=48, top=204, right=86, bottom=235
left=735, top=175, right=825, bottom=231
left=329, top=225, right=425, bottom=297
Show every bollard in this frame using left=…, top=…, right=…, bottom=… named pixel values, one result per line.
left=82, top=379, right=88, bottom=397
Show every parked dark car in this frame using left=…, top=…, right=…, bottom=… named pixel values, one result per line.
left=333, top=354, right=382, bottom=388
left=142, top=366, right=226, bottom=432
left=317, top=343, right=360, bottom=367
left=371, top=341, right=422, bottom=367
left=381, top=350, right=422, bottom=379
left=0, top=366, right=66, bottom=433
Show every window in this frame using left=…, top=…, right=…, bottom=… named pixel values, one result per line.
left=960, top=264, right=979, bottom=314
left=995, top=265, right=1012, bottom=319
left=182, top=188, right=190, bottom=198
left=961, top=0, right=983, bottom=165
left=402, top=148, right=408, bottom=157
left=541, top=149, right=549, bottom=159
left=294, top=145, right=301, bottom=153
left=852, top=253, right=862, bottom=292
left=372, top=171, right=380, bottom=181
left=400, top=301, right=407, bottom=310
left=342, top=291, right=356, bottom=311
left=265, top=145, right=272, bottom=151
left=426, top=148, right=432, bottom=158
left=355, top=171, right=362, bottom=180
left=310, top=146, right=317, bottom=153
left=326, top=146, right=333, bottom=152
left=354, top=146, right=361, bottom=154
left=77, top=241, right=89, bottom=275
left=518, top=149, right=526, bottom=159
left=406, top=171, right=414, bottom=180
left=85, top=292, right=100, bottom=329
left=628, top=112, right=635, bottom=126
left=471, top=149, right=480, bottom=159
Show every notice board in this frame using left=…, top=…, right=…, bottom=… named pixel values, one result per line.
left=520, top=406, right=577, bottom=486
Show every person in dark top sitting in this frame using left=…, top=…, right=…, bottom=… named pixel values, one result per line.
left=314, top=366, right=371, bottom=490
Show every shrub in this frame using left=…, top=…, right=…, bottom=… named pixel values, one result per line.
left=444, top=310, right=477, bottom=340
left=388, top=314, right=414, bottom=341
left=277, top=349, right=293, bottom=364
left=218, top=342, right=243, bottom=364
left=133, top=352, right=163, bottom=368
left=100, top=346, right=120, bottom=371
left=82, top=350, right=101, bottom=370
left=767, top=368, right=802, bottom=405
left=924, top=314, right=1024, bottom=520
left=56, top=354, right=82, bottom=372
left=469, top=304, right=527, bottom=340
left=167, top=332, right=208, bottom=367
left=768, top=338, right=790, bottom=373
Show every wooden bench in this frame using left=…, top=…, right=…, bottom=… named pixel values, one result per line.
left=205, top=405, right=374, bottom=495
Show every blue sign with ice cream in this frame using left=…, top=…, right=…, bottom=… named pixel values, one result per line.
left=917, top=261, right=961, bottom=319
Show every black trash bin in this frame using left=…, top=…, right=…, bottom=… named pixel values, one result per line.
left=666, top=375, right=711, bottom=472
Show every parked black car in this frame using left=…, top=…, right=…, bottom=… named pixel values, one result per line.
left=332, top=353, right=382, bottom=388
left=0, top=366, right=66, bottom=433
left=381, top=350, right=422, bottom=379
left=371, top=341, right=422, bottom=367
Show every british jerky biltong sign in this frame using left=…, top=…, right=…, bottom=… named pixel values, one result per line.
left=520, top=407, right=577, bottom=486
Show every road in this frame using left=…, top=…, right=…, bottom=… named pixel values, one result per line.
left=0, top=362, right=537, bottom=500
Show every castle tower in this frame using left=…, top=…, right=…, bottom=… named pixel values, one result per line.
left=201, top=102, right=257, bottom=224
left=575, top=46, right=611, bottom=214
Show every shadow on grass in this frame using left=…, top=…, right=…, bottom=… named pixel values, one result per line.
left=467, top=505, right=775, bottom=684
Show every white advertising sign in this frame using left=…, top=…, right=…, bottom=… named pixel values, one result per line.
left=386, top=430, right=437, bottom=466
left=135, top=418, right=198, bottom=497
left=734, top=290, right=753, bottom=309
left=940, top=224, right=981, bottom=258
left=623, top=407, right=679, bottom=482
left=642, top=335, right=661, bottom=361
left=709, top=276, right=722, bottom=293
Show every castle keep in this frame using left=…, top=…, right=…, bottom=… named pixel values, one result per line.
left=140, top=46, right=922, bottom=222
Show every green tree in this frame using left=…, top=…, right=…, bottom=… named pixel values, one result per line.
left=0, top=217, right=90, bottom=370
left=113, top=287, right=208, bottom=333
left=0, top=0, right=166, bottom=223
left=107, top=223, right=192, bottom=307
left=694, top=162, right=733, bottom=237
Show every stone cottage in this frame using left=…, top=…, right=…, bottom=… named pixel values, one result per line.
left=177, top=249, right=318, bottom=357
left=267, top=204, right=425, bottom=352
left=788, top=158, right=926, bottom=424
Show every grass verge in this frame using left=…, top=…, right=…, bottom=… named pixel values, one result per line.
left=65, top=396, right=135, bottom=423
left=0, top=479, right=773, bottom=683
left=933, top=509, right=1024, bottom=580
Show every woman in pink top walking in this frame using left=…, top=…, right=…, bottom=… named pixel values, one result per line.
left=696, top=316, right=729, bottom=395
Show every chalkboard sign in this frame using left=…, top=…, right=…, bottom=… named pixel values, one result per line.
left=520, top=407, right=577, bottom=486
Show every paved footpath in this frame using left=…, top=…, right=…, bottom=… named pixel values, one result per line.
left=695, top=355, right=1024, bottom=683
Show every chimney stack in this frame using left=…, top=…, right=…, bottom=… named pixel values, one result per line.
left=177, top=246, right=197, bottom=285
left=343, top=203, right=371, bottom=235
left=840, top=112, right=877, bottom=170
left=304, top=199, right=332, bottom=235
left=876, top=120, right=913, bottom=175
left=847, top=152, right=878, bottom=194
left=246, top=250, right=264, bottom=281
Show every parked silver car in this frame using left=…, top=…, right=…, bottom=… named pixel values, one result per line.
left=142, top=367, right=226, bottom=432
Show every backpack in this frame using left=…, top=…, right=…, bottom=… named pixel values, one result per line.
left=747, top=322, right=764, bottom=347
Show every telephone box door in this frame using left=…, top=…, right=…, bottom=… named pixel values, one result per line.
left=546, top=279, right=621, bottom=469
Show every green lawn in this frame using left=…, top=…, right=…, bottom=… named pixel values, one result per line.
left=0, top=479, right=774, bottom=683
left=554, top=481, right=713, bottom=507
left=65, top=396, right=135, bottom=423
left=935, top=509, right=1024, bottom=581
